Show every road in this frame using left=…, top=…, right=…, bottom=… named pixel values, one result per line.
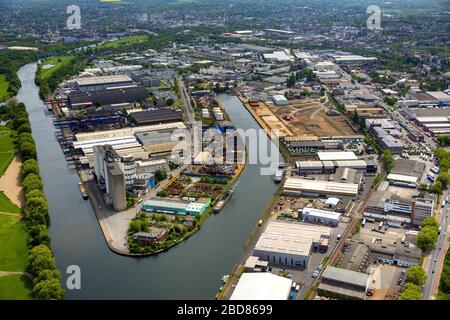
left=423, top=191, right=450, bottom=299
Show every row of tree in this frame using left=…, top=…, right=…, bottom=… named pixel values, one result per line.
left=2, top=100, right=64, bottom=299
left=400, top=266, right=427, bottom=300
left=438, top=247, right=450, bottom=299
left=417, top=217, right=440, bottom=252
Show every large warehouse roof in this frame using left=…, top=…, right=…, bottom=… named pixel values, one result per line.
left=230, top=273, right=292, bottom=300
left=73, top=74, right=133, bottom=86
left=321, top=266, right=370, bottom=288
left=284, top=178, right=359, bottom=197
left=130, top=109, right=183, bottom=125
left=318, top=152, right=358, bottom=161
left=68, top=86, right=148, bottom=107
left=387, top=173, right=418, bottom=184
left=301, top=207, right=342, bottom=221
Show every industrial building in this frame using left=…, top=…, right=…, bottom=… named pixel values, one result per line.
left=364, top=191, right=436, bottom=226
left=130, top=109, right=183, bottom=126
left=105, top=162, right=127, bottom=211
left=271, top=94, right=289, bottom=106
left=67, top=86, right=149, bottom=109
left=296, top=159, right=375, bottom=174
left=318, top=266, right=371, bottom=300
left=317, top=151, right=358, bottom=161
left=300, top=207, right=342, bottom=227
left=283, top=136, right=343, bottom=152
left=142, top=198, right=211, bottom=217
left=283, top=178, right=359, bottom=198
left=253, top=221, right=332, bottom=268
left=230, top=273, right=292, bottom=300
left=69, top=74, right=134, bottom=91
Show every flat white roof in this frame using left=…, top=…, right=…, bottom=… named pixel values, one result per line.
left=416, top=116, right=450, bottom=123
left=318, top=151, right=358, bottom=161
left=387, top=173, right=418, bottom=184
left=284, top=178, right=359, bottom=197
left=302, top=207, right=342, bottom=221
left=73, top=74, right=132, bottom=86
left=230, top=273, right=292, bottom=300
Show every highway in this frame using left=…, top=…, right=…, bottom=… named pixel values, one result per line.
left=423, top=191, right=450, bottom=299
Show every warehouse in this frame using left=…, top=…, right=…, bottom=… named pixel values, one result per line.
left=318, top=266, right=371, bottom=300
left=142, top=198, right=211, bottom=217
left=387, top=173, right=418, bottom=187
left=67, top=86, right=149, bottom=109
left=253, top=221, right=332, bottom=268
left=283, top=177, right=359, bottom=197
left=300, top=207, right=342, bottom=227
left=69, top=74, right=134, bottom=91
left=130, top=109, right=183, bottom=126
left=317, top=151, right=358, bottom=161
left=230, top=273, right=292, bottom=300
left=271, top=94, right=289, bottom=106
left=296, top=160, right=369, bottom=174
left=72, top=135, right=141, bottom=155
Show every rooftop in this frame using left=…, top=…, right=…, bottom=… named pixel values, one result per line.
left=230, top=273, right=292, bottom=300
left=317, top=151, right=358, bottom=161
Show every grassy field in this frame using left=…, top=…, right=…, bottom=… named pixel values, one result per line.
left=0, top=192, right=21, bottom=214
left=39, top=55, right=75, bottom=82
left=0, top=126, right=16, bottom=176
left=0, top=214, right=29, bottom=271
left=0, top=75, right=9, bottom=102
left=0, top=275, right=32, bottom=300
left=97, top=35, right=149, bottom=50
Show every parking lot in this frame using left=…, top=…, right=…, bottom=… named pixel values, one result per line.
left=368, top=264, right=404, bottom=300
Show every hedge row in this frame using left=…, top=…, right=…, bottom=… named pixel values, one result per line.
left=2, top=101, right=64, bottom=299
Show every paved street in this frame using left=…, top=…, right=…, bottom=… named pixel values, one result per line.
left=423, top=190, right=450, bottom=299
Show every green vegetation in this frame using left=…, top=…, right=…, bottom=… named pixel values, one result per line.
left=0, top=50, right=36, bottom=102
left=36, top=54, right=89, bottom=99
left=437, top=247, right=450, bottom=300
left=372, top=174, right=383, bottom=189
left=38, top=56, right=75, bottom=82
left=400, top=266, right=427, bottom=300
left=0, top=100, right=63, bottom=299
left=127, top=212, right=196, bottom=254
left=0, top=126, right=17, bottom=176
left=287, top=67, right=316, bottom=87
left=0, top=214, right=29, bottom=271
left=0, top=75, right=9, bottom=102
left=155, top=169, right=168, bottom=182
left=0, top=275, right=32, bottom=300
left=0, top=192, right=21, bottom=214
left=199, top=176, right=228, bottom=185
left=437, top=136, right=450, bottom=147
left=417, top=217, right=439, bottom=251
left=382, top=150, right=394, bottom=173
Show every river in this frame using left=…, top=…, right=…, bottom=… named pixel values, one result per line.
left=16, top=63, right=280, bottom=299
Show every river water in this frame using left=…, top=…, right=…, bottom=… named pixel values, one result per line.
left=16, top=63, right=280, bottom=299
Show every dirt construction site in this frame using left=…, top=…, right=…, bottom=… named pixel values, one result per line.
left=270, top=98, right=356, bottom=137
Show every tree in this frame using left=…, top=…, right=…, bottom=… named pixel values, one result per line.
left=21, top=159, right=40, bottom=177
left=430, top=181, right=443, bottom=195
left=405, top=266, right=427, bottom=287
left=33, top=279, right=64, bottom=300
left=17, top=123, right=32, bottom=134
left=166, top=98, right=174, bottom=106
left=155, top=170, right=167, bottom=182
left=128, top=220, right=142, bottom=234
left=25, top=189, right=45, bottom=201
left=28, top=224, right=51, bottom=247
left=22, top=173, right=43, bottom=193
left=400, top=282, right=422, bottom=300
left=417, top=226, right=438, bottom=251
left=34, top=269, right=60, bottom=286
left=18, top=132, right=34, bottom=146
left=26, top=196, right=48, bottom=215
left=421, top=217, right=439, bottom=229
left=19, top=141, right=37, bottom=161
left=437, top=172, right=450, bottom=189
left=28, top=245, right=56, bottom=276
left=383, top=150, right=394, bottom=173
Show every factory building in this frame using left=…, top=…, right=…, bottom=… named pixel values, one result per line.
left=67, top=86, right=148, bottom=109
left=130, top=109, right=183, bottom=126
left=317, top=151, right=358, bottom=161
left=253, top=221, right=332, bottom=268
left=283, top=177, right=359, bottom=198
left=69, top=75, right=134, bottom=92
left=105, top=162, right=127, bottom=211
left=230, top=273, right=292, bottom=300
left=296, top=160, right=375, bottom=174
left=271, top=94, right=289, bottom=106
left=364, top=191, right=436, bottom=226
left=142, top=198, right=211, bottom=217
left=300, top=207, right=342, bottom=227
left=318, top=266, right=371, bottom=300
